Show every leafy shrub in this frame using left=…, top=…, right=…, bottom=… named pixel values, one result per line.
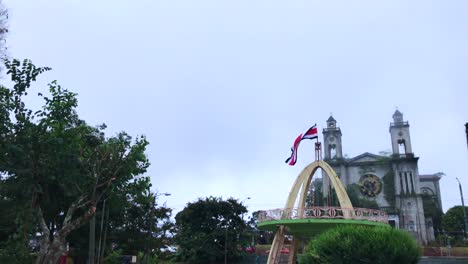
left=0, top=238, right=34, bottom=264
left=300, top=225, right=420, bottom=264
left=139, top=251, right=158, bottom=264
left=103, top=250, right=123, bottom=264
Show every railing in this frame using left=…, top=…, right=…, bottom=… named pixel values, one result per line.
left=390, top=121, right=409, bottom=126
left=392, top=153, right=414, bottom=158
left=257, top=207, right=388, bottom=224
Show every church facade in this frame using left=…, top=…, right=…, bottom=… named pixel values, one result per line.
left=322, top=110, right=442, bottom=244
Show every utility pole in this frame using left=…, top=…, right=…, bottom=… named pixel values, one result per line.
left=465, top=123, right=468, bottom=148
left=456, top=178, right=468, bottom=239
left=224, top=226, right=228, bottom=264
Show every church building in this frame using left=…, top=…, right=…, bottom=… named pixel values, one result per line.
left=322, top=110, right=442, bottom=244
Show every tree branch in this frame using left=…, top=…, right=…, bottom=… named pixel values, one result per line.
left=95, top=176, right=116, bottom=189
left=36, top=206, right=50, bottom=239
left=62, top=195, right=90, bottom=225
left=59, top=205, right=96, bottom=238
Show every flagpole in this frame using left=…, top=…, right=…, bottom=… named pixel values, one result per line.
left=317, top=130, right=320, bottom=160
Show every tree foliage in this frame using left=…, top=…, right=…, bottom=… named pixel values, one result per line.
left=175, top=197, right=247, bottom=264
left=422, top=193, right=443, bottom=237
left=106, top=177, right=174, bottom=258
left=0, top=0, right=7, bottom=61
left=382, top=170, right=395, bottom=208
left=299, top=225, right=420, bottom=264
left=0, top=59, right=151, bottom=264
left=65, top=177, right=174, bottom=263
left=442, top=206, right=468, bottom=237
left=246, top=210, right=274, bottom=245
left=306, top=179, right=379, bottom=209
left=306, top=179, right=324, bottom=207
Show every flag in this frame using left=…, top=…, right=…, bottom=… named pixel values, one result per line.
left=302, top=125, right=318, bottom=140
left=285, top=124, right=318, bottom=166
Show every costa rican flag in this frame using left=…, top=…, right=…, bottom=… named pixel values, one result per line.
left=285, top=124, right=318, bottom=166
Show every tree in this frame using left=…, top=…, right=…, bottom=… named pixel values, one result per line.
left=0, top=59, right=151, bottom=264
left=422, top=193, right=443, bottom=237
left=0, top=176, right=35, bottom=264
left=65, top=177, right=174, bottom=263
left=175, top=197, right=247, bottom=264
left=442, top=206, right=468, bottom=237
left=305, top=180, right=379, bottom=209
left=246, top=210, right=274, bottom=245
left=382, top=170, right=396, bottom=209
left=105, top=177, right=174, bottom=261
left=0, top=0, right=7, bottom=60
left=305, top=179, right=324, bottom=207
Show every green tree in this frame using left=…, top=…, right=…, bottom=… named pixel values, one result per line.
left=0, top=0, right=7, bottom=60
left=422, top=193, right=443, bottom=237
left=442, top=206, right=468, bottom=237
left=105, top=177, right=173, bottom=260
left=299, top=225, right=420, bottom=264
left=246, top=210, right=274, bottom=246
left=65, top=177, right=174, bottom=263
left=175, top=197, right=247, bottom=264
left=305, top=179, right=324, bottom=207
left=0, top=59, right=151, bottom=264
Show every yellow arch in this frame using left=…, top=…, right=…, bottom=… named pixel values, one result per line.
left=267, top=160, right=353, bottom=264
left=284, top=160, right=353, bottom=211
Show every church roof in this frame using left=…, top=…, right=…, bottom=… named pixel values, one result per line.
left=393, top=110, right=403, bottom=117
left=327, top=115, right=336, bottom=122
left=347, top=152, right=387, bottom=163
left=419, top=174, right=442, bottom=181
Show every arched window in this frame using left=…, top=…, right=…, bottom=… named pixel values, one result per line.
left=397, top=139, right=406, bottom=154
left=330, top=144, right=337, bottom=159
left=421, top=187, right=435, bottom=196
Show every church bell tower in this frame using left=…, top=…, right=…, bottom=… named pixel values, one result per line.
left=389, top=110, right=428, bottom=244
left=390, top=110, right=413, bottom=156
left=323, top=115, right=343, bottom=160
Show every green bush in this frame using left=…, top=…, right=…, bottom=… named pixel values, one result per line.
left=0, top=238, right=34, bottom=264
left=300, top=225, right=420, bottom=264
left=103, top=250, right=123, bottom=264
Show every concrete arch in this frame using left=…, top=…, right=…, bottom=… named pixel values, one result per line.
left=284, top=160, right=353, bottom=212
left=267, top=160, right=354, bottom=264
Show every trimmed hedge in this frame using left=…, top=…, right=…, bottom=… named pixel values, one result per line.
left=299, top=225, right=420, bottom=264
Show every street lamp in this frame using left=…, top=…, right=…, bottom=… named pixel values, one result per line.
left=456, top=178, right=468, bottom=239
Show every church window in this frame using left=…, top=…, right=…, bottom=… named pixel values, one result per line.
left=404, top=172, right=410, bottom=194
left=330, top=145, right=337, bottom=159
left=421, top=187, right=435, bottom=196
left=409, top=171, right=415, bottom=193
left=398, top=139, right=406, bottom=154
left=399, top=172, right=404, bottom=194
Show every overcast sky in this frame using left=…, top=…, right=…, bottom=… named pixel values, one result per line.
left=4, top=0, right=468, bottom=215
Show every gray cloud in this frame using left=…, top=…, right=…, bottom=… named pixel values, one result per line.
left=5, top=0, right=468, bottom=214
